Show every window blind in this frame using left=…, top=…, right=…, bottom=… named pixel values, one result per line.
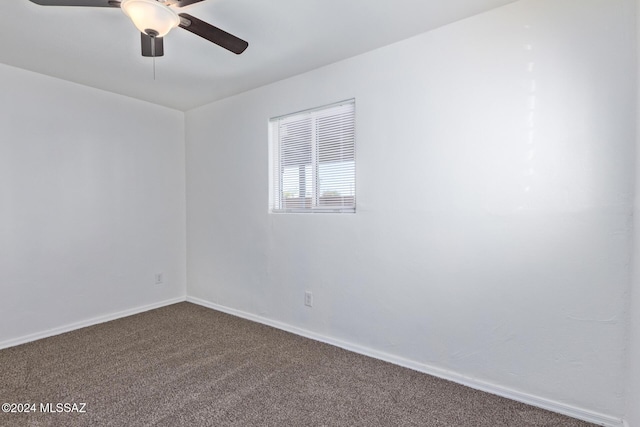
left=269, top=100, right=356, bottom=213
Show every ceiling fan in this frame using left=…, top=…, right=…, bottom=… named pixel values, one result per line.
left=27, top=0, right=248, bottom=58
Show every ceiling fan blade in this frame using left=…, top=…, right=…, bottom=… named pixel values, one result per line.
left=178, top=13, right=248, bottom=55
left=28, top=0, right=120, bottom=6
left=166, top=0, right=206, bottom=7
left=141, top=33, right=164, bottom=57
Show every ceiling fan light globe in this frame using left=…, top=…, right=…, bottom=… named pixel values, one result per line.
left=121, top=0, right=180, bottom=38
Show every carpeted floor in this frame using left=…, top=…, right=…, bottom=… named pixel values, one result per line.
left=0, top=302, right=595, bottom=426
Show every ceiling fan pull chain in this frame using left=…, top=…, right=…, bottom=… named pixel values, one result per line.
left=151, top=35, right=156, bottom=80
left=147, top=30, right=157, bottom=80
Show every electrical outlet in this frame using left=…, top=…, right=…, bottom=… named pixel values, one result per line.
left=304, top=291, right=313, bottom=307
left=155, top=273, right=164, bottom=285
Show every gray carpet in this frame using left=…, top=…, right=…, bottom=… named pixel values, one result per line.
left=0, top=302, right=595, bottom=426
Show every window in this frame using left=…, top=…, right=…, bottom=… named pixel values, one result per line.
left=269, top=100, right=356, bottom=213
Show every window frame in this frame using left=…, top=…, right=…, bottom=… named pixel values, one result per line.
left=269, top=99, right=356, bottom=214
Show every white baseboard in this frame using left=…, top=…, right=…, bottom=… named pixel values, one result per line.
left=187, top=296, right=624, bottom=427
left=1, top=294, right=624, bottom=427
left=0, top=296, right=186, bottom=350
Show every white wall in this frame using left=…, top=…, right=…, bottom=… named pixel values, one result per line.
left=629, top=190, right=640, bottom=424
left=0, top=63, right=186, bottom=347
left=627, top=2, right=640, bottom=425
left=186, top=0, right=635, bottom=422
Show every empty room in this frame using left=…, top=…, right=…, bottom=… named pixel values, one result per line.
left=2, top=0, right=640, bottom=425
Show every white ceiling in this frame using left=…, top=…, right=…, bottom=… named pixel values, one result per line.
left=0, top=0, right=519, bottom=111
